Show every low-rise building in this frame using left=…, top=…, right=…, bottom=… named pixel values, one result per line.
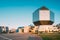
left=17, top=25, right=59, bottom=34
left=17, top=27, right=24, bottom=33
left=17, top=26, right=33, bottom=33
left=9, top=28, right=16, bottom=33
left=24, top=26, right=30, bottom=33
left=38, top=25, right=58, bottom=33
left=0, top=26, right=9, bottom=33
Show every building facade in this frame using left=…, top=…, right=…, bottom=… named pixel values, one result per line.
left=33, top=6, right=54, bottom=26
left=0, top=26, right=9, bottom=33
left=33, top=6, right=55, bottom=33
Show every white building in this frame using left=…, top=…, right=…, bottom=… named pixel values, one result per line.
left=0, top=26, right=9, bottom=33
left=18, top=26, right=30, bottom=33
left=18, top=27, right=24, bottom=33
left=24, top=26, right=30, bottom=33
left=33, top=6, right=55, bottom=33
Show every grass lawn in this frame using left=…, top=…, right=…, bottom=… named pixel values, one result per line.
left=39, top=32, right=60, bottom=40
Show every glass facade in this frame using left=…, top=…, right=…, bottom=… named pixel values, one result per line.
left=50, top=11, right=54, bottom=22
left=33, top=7, right=54, bottom=25
left=33, top=9, right=39, bottom=22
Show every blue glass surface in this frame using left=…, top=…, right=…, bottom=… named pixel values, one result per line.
left=50, top=11, right=54, bottom=22
left=33, top=9, right=39, bottom=22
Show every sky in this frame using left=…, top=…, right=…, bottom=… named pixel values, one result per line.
left=0, top=0, right=60, bottom=29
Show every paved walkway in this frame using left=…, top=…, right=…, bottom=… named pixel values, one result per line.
left=0, top=33, right=42, bottom=40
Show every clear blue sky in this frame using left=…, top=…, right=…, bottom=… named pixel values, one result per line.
left=0, top=0, right=60, bottom=29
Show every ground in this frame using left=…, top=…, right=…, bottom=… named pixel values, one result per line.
left=39, top=32, right=60, bottom=40
left=0, top=33, right=42, bottom=40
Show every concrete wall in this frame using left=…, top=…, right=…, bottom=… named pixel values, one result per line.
left=38, top=25, right=58, bottom=32
left=24, top=26, right=30, bottom=33
left=39, top=10, right=50, bottom=20
left=38, top=25, right=53, bottom=32
left=18, top=29, right=23, bottom=33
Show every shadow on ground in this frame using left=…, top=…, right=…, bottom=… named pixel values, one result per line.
left=27, top=36, right=42, bottom=40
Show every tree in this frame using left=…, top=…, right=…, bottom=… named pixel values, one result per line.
left=56, top=23, right=60, bottom=29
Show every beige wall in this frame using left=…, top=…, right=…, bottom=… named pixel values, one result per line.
left=38, top=25, right=58, bottom=32
left=39, top=10, right=50, bottom=20
left=24, top=26, right=30, bottom=33
left=18, top=29, right=23, bottom=33
left=38, top=25, right=53, bottom=32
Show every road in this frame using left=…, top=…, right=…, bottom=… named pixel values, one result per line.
left=0, top=33, right=42, bottom=40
